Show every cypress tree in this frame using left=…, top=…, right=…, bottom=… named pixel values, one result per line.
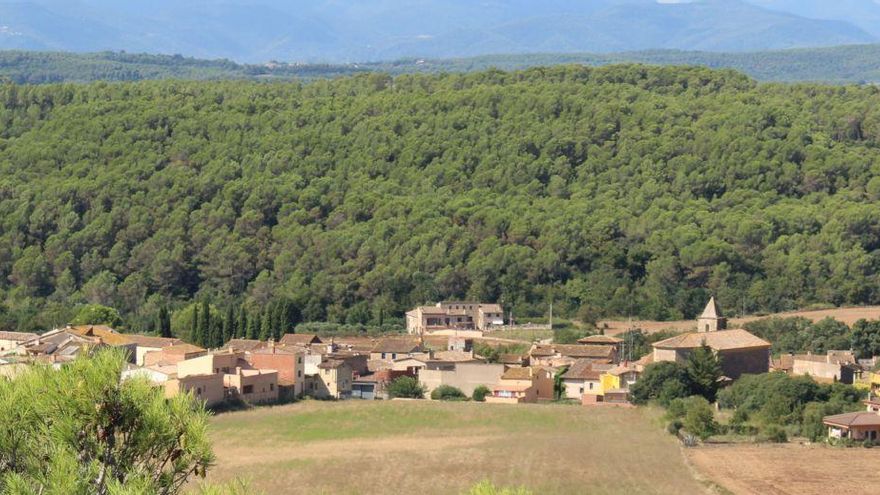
left=259, top=307, right=272, bottom=341
left=245, top=312, right=258, bottom=340
left=158, top=306, right=172, bottom=338
left=237, top=304, right=248, bottom=338
left=222, top=305, right=235, bottom=344
left=198, top=301, right=211, bottom=348
left=190, top=304, right=200, bottom=346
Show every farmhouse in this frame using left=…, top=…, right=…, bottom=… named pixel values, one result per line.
left=122, top=334, right=183, bottom=365
left=405, top=301, right=504, bottom=335
left=651, top=298, right=771, bottom=379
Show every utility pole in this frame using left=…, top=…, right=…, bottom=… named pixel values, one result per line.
left=549, top=301, right=553, bottom=330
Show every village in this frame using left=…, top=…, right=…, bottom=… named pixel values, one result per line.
left=2, top=297, right=879, bottom=443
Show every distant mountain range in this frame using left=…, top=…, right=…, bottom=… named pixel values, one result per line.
left=0, top=0, right=878, bottom=63
left=8, top=44, right=880, bottom=85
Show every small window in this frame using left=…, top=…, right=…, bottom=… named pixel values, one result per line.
left=298, top=370, right=302, bottom=377
left=589, top=383, right=593, bottom=390
left=243, top=385, right=254, bottom=394
left=298, top=357, right=302, bottom=364
left=381, top=353, right=386, bottom=359
left=270, top=383, right=274, bottom=391
left=196, top=387, right=202, bottom=396
left=579, top=387, right=584, bottom=394
left=392, top=353, right=397, bottom=359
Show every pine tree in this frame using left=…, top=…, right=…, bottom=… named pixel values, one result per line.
left=686, top=343, right=723, bottom=402
left=190, top=304, right=200, bottom=346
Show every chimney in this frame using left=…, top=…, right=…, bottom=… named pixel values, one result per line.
left=269, top=338, right=276, bottom=354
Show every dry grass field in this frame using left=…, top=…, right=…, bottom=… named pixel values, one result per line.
left=599, top=305, right=880, bottom=336
left=205, top=400, right=707, bottom=495
left=687, top=444, right=880, bottom=495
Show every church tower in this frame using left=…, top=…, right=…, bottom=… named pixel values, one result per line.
left=697, top=296, right=726, bottom=333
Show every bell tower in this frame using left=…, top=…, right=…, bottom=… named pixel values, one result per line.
left=697, top=296, right=726, bottom=333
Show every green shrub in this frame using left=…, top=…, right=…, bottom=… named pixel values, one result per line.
left=472, top=385, right=491, bottom=402
left=758, top=424, right=788, bottom=443
left=667, top=420, right=683, bottom=435
left=387, top=376, right=426, bottom=399
left=682, top=396, right=717, bottom=441
left=431, top=385, right=467, bottom=401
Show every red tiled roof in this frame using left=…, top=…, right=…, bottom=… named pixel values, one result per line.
left=652, top=329, right=770, bottom=351
left=824, top=412, right=880, bottom=428
left=562, top=359, right=602, bottom=381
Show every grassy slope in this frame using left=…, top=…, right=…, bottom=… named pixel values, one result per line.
left=207, top=401, right=705, bottom=495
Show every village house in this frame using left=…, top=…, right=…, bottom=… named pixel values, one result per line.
left=166, top=360, right=225, bottom=407
left=651, top=298, right=771, bottom=379
left=405, top=301, right=504, bottom=335
left=528, top=343, right=617, bottom=367
left=144, top=343, right=207, bottom=366
left=485, top=366, right=554, bottom=404
left=6, top=327, right=104, bottom=363
left=369, top=338, right=428, bottom=362
left=788, top=351, right=858, bottom=384
left=0, top=331, right=38, bottom=352
left=577, top=334, right=623, bottom=351
left=123, top=334, right=183, bottom=366
left=247, top=344, right=306, bottom=400
left=306, top=358, right=353, bottom=399
left=420, top=362, right=506, bottom=397
left=224, top=368, right=279, bottom=404
left=561, top=359, right=603, bottom=401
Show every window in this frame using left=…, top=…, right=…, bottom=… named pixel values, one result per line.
left=298, top=370, right=302, bottom=377
left=298, top=357, right=302, bottom=364
left=579, top=387, right=584, bottom=394
left=381, top=353, right=386, bottom=359
left=589, top=383, right=594, bottom=390
left=243, top=385, right=254, bottom=394
left=214, top=368, right=219, bottom=374
left=270, top=383, right=274, bottom=391
left=196, top=387, right=202, bottom=396
left=392, top=353, right=397, bottom=359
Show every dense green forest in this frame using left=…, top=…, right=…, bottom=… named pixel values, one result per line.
left=8, top=45, right=880, bottom=85
left=2, top=64, right=880, bottom=335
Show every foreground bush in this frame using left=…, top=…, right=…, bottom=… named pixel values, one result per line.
left=431, top=385, right=467, bottom=401
left=0, top=349, right=213, bottom=494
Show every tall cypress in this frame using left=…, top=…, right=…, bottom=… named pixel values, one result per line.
left=190, top=304, right=200, bottom=346
left=259, top=306, right=272, bottom=341
left=237, top=304, right=248, bottom=338
left=222, top=305, right=235, bottom=344
left=198, top=300, right=211, bottom=348
left=245, top=312, right=258, bottom=340
left=158, top=306, right=172, bottom=338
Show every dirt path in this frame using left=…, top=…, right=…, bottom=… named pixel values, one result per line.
left=687, top=444, right=880, bottom=495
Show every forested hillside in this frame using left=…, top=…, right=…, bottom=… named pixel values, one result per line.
left=1, top=65, right=880, bottom=334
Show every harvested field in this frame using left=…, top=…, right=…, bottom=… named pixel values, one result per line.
left=206, top=400, right=706, bottom=495
left=687, top=443, right=880, bottom=495
left=599, top=305, right=880, bottom=336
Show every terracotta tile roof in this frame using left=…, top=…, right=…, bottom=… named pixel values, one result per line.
left=563, top=359, right=602, bottom=380
left=66, top=325, right=131, bottom=346
left=606, top=363, right=640, bottom=376
left=225, top=339, right=267, bottom=352
left=318, top=359, right=347, bottom=370
left=531, top=344, right=615, bottom=359
left=123, top=335, right=182, bottom=348
left=279, top=334, right=322, bottom=346
left=577, top=335, right=623, bottom=345
left=501, top=367, right=532, bottom=380
left=163, top=343, right=206, bottom=355
left=499, top=353, right=527, bottom=365
left=371, top=338, right=422, bottom=354
left=652, top=329, right=770, bottom=351
left=824, top=412, right=880, bottom=427
left=0, top=331, right=38, bottom=342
